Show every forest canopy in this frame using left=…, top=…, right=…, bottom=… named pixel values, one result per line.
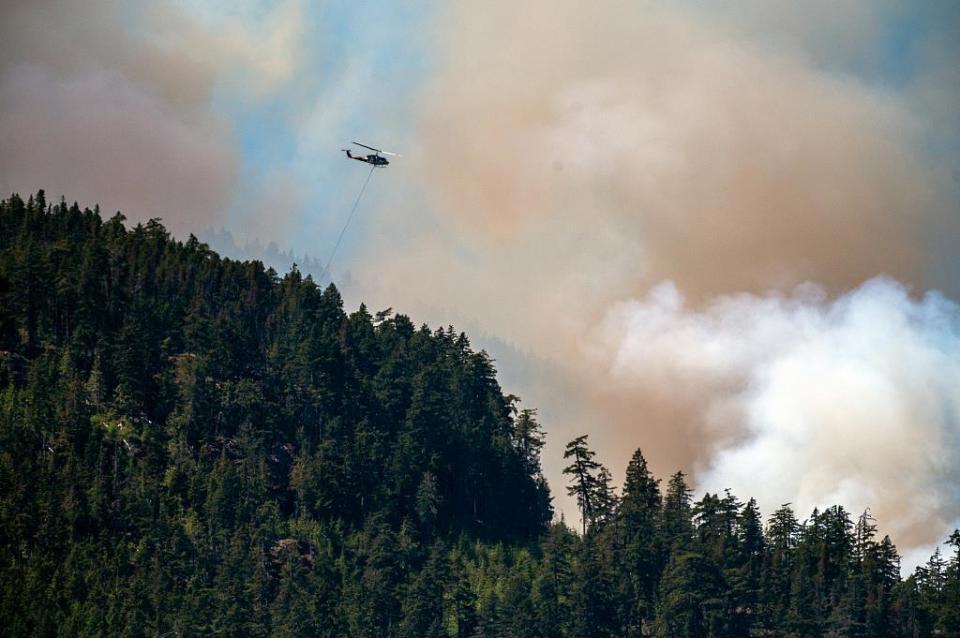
left=0, top=192, right=957, bottom=637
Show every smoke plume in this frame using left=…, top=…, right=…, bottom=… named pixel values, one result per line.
left=595, top=278, right=960, bottom=549
left=354, top=0, right=960, bottom=561
left=414, top=1, right=958, bottom=300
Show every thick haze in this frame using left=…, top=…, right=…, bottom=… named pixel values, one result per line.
left=2, top=0, right=959, bottom=567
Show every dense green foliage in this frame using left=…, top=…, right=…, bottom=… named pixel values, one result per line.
left=1, top=192, right=958, bottom=637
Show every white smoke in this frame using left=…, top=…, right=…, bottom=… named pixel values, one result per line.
left=596, top=277, right=960, bottom=557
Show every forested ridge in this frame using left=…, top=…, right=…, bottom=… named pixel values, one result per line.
left=0, top=192, right=957, bottom=637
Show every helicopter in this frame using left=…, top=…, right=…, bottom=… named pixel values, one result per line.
left=342, top=141, right=400, bottom=166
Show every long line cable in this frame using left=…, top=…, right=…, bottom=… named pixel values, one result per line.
left=320, top=164, right=376, bottom=284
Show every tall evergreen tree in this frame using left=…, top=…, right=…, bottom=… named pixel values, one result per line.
left=662, top=471, right=694, bottom=552
left=617, top=448, right=662, bottom=636
left=563, top=435, right=601, bottom=535
left=940, top=529, right=960, bottom=635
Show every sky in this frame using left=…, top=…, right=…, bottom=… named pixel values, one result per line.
left=1, top=0, right=959, bottom=571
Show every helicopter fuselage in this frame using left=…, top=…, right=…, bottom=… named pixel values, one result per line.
left=344, top=150, right=389, bottom=166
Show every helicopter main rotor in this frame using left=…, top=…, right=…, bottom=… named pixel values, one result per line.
left=352, top=141, right=402, bottom=157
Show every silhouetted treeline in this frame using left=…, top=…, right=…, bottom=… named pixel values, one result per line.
left=0, top=192, right=957, bottom=637
left=203, top=226, right=330, bottom=284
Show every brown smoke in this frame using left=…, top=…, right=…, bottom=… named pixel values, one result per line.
left=415, top=1, right=948, bottom=300
left=0, top=0, right=304, bottom=236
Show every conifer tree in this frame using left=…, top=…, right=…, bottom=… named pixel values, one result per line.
left=662, top=471, right=694, bottom=552
left=940, top=529, right=960, bottom=635
left=563, top=435, right=601, bottom=534
left=617, top=448, right=662, bottom=636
